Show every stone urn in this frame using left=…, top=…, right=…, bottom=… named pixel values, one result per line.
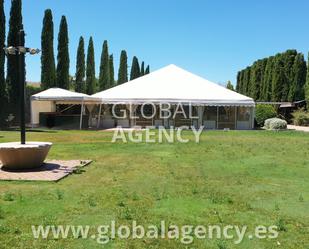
left=0, top=142, right=52, bottom=170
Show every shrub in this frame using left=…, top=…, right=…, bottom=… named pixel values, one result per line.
left=255, top=104, right=277, bottom=127
left=291, top=108, right=309, bottom=126
left=264, top=118, right=287, bottom=130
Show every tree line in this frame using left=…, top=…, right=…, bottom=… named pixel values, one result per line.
left=41, top=9, right=150, bottom=94
left=236, top=49, right=309, bottom=102
left=0, top=1, right=150, bottom=126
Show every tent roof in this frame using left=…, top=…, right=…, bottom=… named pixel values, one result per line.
left=92, top=64, right=255, bottom=106
left=31, top=88, right=99, bottom=102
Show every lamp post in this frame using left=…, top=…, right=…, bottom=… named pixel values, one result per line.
left=3, top=30, right=40, bottom=144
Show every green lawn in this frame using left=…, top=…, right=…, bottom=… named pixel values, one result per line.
left=0, top=130, right=309, bottom=249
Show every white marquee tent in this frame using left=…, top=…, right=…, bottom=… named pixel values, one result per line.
left=92, top=64, right=255, bottom=106
left=92, top=64, right=255, bottom=129
left=31, top=88, right=100, bottom=128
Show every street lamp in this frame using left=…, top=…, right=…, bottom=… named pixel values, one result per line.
left=3, top=30, right=40, bottom=145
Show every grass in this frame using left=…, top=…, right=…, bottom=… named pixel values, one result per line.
left=0, top=129, right=309, bottom=248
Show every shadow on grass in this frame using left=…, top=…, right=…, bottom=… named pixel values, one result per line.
left=1, top=128, right=57, bottom=133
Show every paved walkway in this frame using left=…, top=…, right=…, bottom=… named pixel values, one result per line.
left=287, top=125, right=309, bottom=132
left=0, top=160, right=92, bottom=182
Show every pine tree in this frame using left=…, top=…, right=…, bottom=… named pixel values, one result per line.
left=117, top=50, right=128, bottom=85
left=99, top=40, right=110, bottom=90
left=288, top=53, right=306, bottom=101
left=0, top=0, right=6, bottom=126
left=86, top=37, right=95, bottom=94
left=145, top=65, right=150, bottom=74
left=75, top=36, right=85, bottom=93
left=226, top=81, right=234, bottom=91
left=56, top=16, right=70, bottom=89
left=130, top=56, right=140, bottom=80
left=140, top=61, right=145, bottom=76
left=6, top=0, right=23, bottom=118
left=109, top=54, right=114, bottom=87
left=41, top=9, right=56, bottom=89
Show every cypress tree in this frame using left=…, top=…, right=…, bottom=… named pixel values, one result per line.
left=249, top=61, right=263, bottom=100
left=236, top=71, right=241, bottom=92
left=261, top=57, right=274, bottom=101
left=145, top=65, right=150, bottom=74
left=238, top=70, right=244, bottom=94
left=288, top=53, right=306, bottom=101
left=272, top=56, right=286, bottom=101
left=86, top=37, right=95, bottom=94
left=140, top=61, right=145, bottom=76
left=75, top=36, right=85, bottom=93
left=281, top=50, right=297, bottom=101
left=99, top=40, right=110, bottom=90
left=130, top=56, right=140, bottom=80
left=109, top=54, right=114, bottom=86
left=226, top=81, right=234, bottom=91
left=242, top=67, right=251, bottom=96
left=41, top=9, right=56, bottom=89
left=0, top=0, right=6, bottom=126
left=305, top=53, right=309, bottom=102
left=6, top=0, right=23, bottom=119
left=117, top=50, right=128, bottom=85
left=56, top=16, right=70, bottom=89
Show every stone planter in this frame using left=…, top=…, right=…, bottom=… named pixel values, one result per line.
left=0, top=142, right=52, bottom=170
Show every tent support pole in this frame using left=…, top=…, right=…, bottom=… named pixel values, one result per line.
left=80, top=101, right=84, bottom=130
left=234, top=106, right=237, bottom=130
left=216, top=106, right=219, bottom=129
left=97, top=103, right=102, bottom=129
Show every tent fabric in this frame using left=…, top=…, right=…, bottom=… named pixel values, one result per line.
left=31, top=88, right=99, bottom=102
left=92, top=64, right=255, bottom=106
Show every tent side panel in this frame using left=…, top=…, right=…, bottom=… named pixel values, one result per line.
left=31, top=100, right=55, bottom=125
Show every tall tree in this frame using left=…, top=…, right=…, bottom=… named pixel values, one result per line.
left=109, top=54, right=114, bottom=86
left=236, top=71, right=241, bottom=93
left=145, top=65, right=150, bottom=74
left=261, top=57, right=274, bottom=101
left=306, top=53, right=309, bottom=102
left=117, top=50, right=128, bottom=84
left=41, top=9, right=56, bottom=90
left=99, top=40, right=110, bottom=90
left=130, top=56, right=140, bottom=80
left=226, top=81, right=234, bottom=91
left=242, top=67, right=251, bottom=96
left=6, top=0, right=23, bottom=119
left=86, top=37, right=95, bottom=94
left=56, top=16, right=69, bottom=89
left=271, top=56, right=286, bottom=102
left=75, top=36, right=85, bottom=93
left=0, top=0, right=6, bottom=126
left=288, top=53, right=306, bottom=101
left=140, top=61, right=145, bottom=76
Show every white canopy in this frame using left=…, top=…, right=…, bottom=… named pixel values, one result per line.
left=31, top=88, right=100, bottom=103
left=30, top=88, right=100, bottom=128
left=92, top=64, right=255, bottom=106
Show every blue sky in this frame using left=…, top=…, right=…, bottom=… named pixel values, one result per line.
left=3, top=0, right=309, bottom=86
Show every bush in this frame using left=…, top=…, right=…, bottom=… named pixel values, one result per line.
left=264, top=118, right=287, bottom=130
left=255, top=104, right=277, bottom=127
left=291, top=108, right=309, bottom=126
